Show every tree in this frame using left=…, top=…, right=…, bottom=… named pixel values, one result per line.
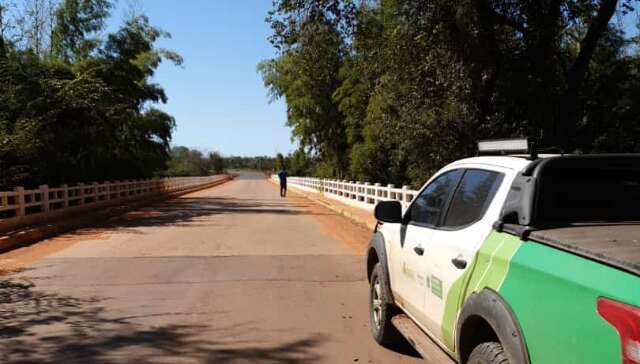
left=0, top=2, right=183, bottom=189
left=164, top=147, right=209, bottom=177
left=260, top=0, right=356, bottom=178
left=288, top=148, right=311, bottom=176
left=51, top=0, right=111, bottom=61
left=207, top=151, right=225, bottom=174
left=263, top=0, right=640, bottom=187
left=275, top=153, right=286, bottom=170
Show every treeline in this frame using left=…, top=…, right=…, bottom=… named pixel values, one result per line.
left=163, top=148, right=281, bottom=175
left=225, top=155, right=277, bottom=171
left=275, top=150, right=312, bottom=176
left=0, top=0, right=181, bottom=189
left=261, top=0, right=640, bottom=187
left=164, top=146, right=224, bottom=177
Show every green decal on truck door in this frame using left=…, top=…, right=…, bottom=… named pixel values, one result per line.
left=441, top=230, right=640, bottom=364
left=441, top=232, right=523, bottom=350
left=431, top=276, right=443, bottom=299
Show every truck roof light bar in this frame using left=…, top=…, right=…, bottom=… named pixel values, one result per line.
left=477, top=138, right=537, bottom=160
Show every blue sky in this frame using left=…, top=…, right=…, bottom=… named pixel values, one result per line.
left=108, top=0, right=293, bottom=157
left=105, top=1, right=639, bottom=157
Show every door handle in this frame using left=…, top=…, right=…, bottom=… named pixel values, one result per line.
left=451, top=257, right=467, bottom=269
left=413, top=245, right=425, bottom=256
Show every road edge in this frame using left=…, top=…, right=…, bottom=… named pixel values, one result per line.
left=0, top=175, right=237, bottom=255
left=268, top=178, right=377, bottom=231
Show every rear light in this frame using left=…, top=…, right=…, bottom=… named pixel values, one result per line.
left=597, top=297, right=640, bottom=364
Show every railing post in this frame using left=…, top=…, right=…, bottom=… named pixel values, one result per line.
left=92, top=182, right=99, bottom=203
left=78, top=183, right=85, bottom=205
left=402, top=185, right=409, bottom=206
left=39, top=185, right=50, bottom=213
left=364, top=182, right=371, bottom=204
left=104, top=181, right=111, bottom=200
left=61, top=184, right=69, bottom=208
left=112, top=181, right=119, bottom=199
left=387, top=184, right=394, bottom=201
left=374, top=183, right=381, bottom=204
left=14, top=187, right=25, bottom=217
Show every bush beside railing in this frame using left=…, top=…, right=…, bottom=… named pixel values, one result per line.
left=272, top=175, right=418, bottom=210
left=0, top=175, right=230, bottom=233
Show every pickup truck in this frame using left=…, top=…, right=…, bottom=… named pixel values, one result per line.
left=366, top=144, right=640, bottom=364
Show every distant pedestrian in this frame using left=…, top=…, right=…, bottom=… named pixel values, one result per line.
left=278, top=168, right=288, bottom=197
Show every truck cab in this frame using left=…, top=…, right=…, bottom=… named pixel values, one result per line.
left=366, top=140, right=640, bottom=364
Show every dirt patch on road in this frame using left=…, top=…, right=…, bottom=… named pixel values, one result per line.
left=0, top=228, right=110, bottom=274
left=0, top=182, right=236, bottom=276
left=285, top=189, right=372, bottom=256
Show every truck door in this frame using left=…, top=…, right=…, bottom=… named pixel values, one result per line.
left=394, top=169, right=463, bottom=331
left=420, top=168, right=506, bottom=348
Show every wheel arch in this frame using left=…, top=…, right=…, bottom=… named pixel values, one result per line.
left=456, top=288, right=530, bottom=364
left=366, top=232, right=394, bottom=301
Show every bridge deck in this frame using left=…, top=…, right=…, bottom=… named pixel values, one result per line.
left=0, top=171, right=423, bottom=363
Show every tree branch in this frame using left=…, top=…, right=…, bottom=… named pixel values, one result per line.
left=568, top=0, right=618, bottom=89
left=488, top=8, right=526, bottom=33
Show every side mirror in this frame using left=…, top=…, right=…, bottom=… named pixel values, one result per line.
left=374, top=201, right=403, bottom=223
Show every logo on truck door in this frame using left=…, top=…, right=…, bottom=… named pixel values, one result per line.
left=431, top=275, right=443, bottom=299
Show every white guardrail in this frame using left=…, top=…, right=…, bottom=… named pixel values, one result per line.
left=272, top=175, right=419, bottom=210
left=0, top=175, right=230, bottom=232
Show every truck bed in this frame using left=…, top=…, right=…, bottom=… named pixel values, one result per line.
left=529, top=224, right=640, bottom=276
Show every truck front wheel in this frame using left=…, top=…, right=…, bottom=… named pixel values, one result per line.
left=369, top=263, right=401, bottom=346
left=467, top=342, right=509, bottom=364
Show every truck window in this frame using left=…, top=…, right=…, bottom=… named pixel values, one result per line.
left=539, top=167, right=640, bottom=223
left=408, top=169, right=463, bottom=227
left=443, top=169, right=504, bottom=228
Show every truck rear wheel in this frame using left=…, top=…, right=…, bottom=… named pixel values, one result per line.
left=369, top=263, right=401, bottom=346
left=467, top=342, right=509, bottom=364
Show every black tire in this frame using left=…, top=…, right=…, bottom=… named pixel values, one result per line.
left=369, top=262, right=401, bottom=346
left=467, top=342, right=509, bottom=364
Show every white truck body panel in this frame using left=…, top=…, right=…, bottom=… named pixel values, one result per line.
left=381, top=156, right=533, bottom=346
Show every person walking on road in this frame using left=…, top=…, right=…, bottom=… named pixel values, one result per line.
left=278, top=168, right=288, bottom=197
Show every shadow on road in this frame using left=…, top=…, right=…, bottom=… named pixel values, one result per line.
left=100, top=196, right=334, bottom=230
left=0, top=275, right=327, bottom=363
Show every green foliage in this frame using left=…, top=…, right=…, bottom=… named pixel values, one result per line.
left=286, top=148, right=311, bottom=176
left=259, top=0, right=352, bottom=178
left=0, top=1, right=182, bottom=189
left=164, top=147, right=224, bottom=177
left=263, top=0, right=640, bottom=187
left=52, top=0, right=112, bottom=61
left=275, top=153, right=286, bottom=170
left=223, top=156, right=276, bottom=171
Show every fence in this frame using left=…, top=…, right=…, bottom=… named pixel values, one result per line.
left=0, top=175, right=230, bottom=233
left=272, top=175, right=419, bottom=210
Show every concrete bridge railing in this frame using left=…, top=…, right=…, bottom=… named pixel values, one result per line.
left=0, top=175, right=231, bottom=233
left=273, top=175, right=418, bottom=210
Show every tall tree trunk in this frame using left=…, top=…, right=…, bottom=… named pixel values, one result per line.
left=558, top=0, right=618, bottom=150
left=473, top=1, right=500, bottom=125
left=523, top=0, right=562, bottom=146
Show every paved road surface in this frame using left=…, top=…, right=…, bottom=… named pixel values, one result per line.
left=0, top=171, right=422, bottom=363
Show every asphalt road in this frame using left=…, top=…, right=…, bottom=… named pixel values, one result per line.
left=0, top=171, right=422, bottom=363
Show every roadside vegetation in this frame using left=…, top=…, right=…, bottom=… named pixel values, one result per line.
left=0, top=0, right=181, bottom=189
left=164, top=147, right=225, bottom=177
left=165, top=149, right=280, bottom=176
left=224, top=155, right=278, bottom=172
left=261, top=0, right=640, bottom=187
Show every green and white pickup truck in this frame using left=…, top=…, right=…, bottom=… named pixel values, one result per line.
left=366, top=142, right=640, bottom=364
